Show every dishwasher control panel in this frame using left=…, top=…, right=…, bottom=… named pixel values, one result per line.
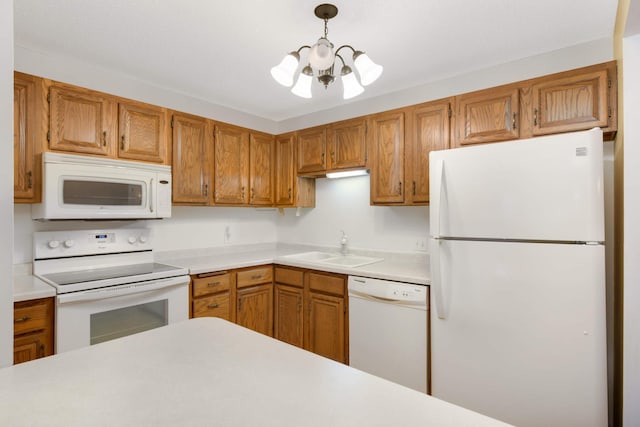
left=348, top=276, right=427, bottom=305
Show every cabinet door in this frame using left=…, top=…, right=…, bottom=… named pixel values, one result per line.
left=237, top=284, right=273, bottom=337
left=171, top=113, right=212, bottom=204
left=214, top=124, right=249, bottom=205
left=13, top=331, right=49, bottom=365
left=327, top=118, right=366, bottom=170
left=532, top=69, right=609, bottom=136
left=48, top=85, right=117, bottom=156
left=13, top=73, right=38, bottom=202
left=455, top=86, right=519, bottom=146
left=275, top=133, right=296, bottom=205
left=249, top=132, right=274, bottom=205
left=274, top=284, right=304, bottom=348
left=118, top=101, right=167, bottom=163
left=368, top=111, right=405, bottom=204
left=306, top=292, right=346, bottom=363
left=297, top=126, right=327, bottom=175
left=408, top=101, right=451, bottom=204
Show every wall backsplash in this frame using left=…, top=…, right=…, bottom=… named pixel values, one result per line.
left=13, top=177, right=430, bottom=264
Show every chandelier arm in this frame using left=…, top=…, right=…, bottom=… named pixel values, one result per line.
left=335, top=53, right=346, bottom=67
left=335, top=45, right=357, bottom=57
left=295, top=45, right=312, bottom=54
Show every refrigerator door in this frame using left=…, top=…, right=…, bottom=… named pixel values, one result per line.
left=430, top=239, right=607, bottom=427
left=429, top=128, right=604, bottom=242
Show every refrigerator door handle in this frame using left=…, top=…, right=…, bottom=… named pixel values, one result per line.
left=431, top=159, right=445, bottom=237
left=430, top=237, right=448, bottom=319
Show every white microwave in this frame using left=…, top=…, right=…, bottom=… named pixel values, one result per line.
left=32, top=152, right=172, bottom=220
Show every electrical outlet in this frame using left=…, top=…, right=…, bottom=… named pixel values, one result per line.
left=224, top=225, right=231, bottom=244
left=415, top=238, right=427, bottom=251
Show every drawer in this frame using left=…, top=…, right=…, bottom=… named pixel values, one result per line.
left=192, top=292, right=231, bottom=320
left=237, top=266, right=273, bottom=288
left=308, top=272, right=345, bottom=296
left=13, top=299, right=51, bottom=336
left=275, top=266, right=303, bottom=288
left=192, top=273, right=232, bottom=297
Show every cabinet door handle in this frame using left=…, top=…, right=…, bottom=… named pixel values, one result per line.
left=102, top=131, right=107, bottom=146
left=412, top=181, right=416, bottom=196
left=251, top=188, right=255, bottom=200
left=241, top=186, right=245, bottom=200
left=398, top=181, right=403, bottom=195
left=297, top=296, right=302, bottom=313
left=238, top=296, right=243, bottom=312
left=120, top=135, right=125, bottom=150
left=207, top=281, right=220, bottom=287
left=512, top=112, right=517, bottom=130
left=27, top=171, right=33, bottom=189
left=331, top=151, right=335, bottom=163
left=321, top=152, right=325, bottom=166
left=207, top=303, right=219, bottom=309
left=533, top=108, right=538, bottom=126
left=39, top=344, right=45, bottom=358
left=288, top=188, right=292, bottom=199
left=15, top=316, right=31, bottom=323
left=204, top=184, right=209, bottom=197
left=251, top=274, right=262, bottom=280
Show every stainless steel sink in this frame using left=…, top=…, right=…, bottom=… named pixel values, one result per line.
left=283, top=251, right=383, bottom=268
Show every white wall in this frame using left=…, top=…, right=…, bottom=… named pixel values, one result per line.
left=276, top=176, right=429, bottom=253
left=623, top=32, right=640, bottom=427
left=1, top=0, right=14, bottom=368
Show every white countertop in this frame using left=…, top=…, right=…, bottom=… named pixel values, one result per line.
left=157, top=243, right=430, bottom=285
left=12, top=264, right=56, bottom=302
left=0, top=318, right=509, bottom=426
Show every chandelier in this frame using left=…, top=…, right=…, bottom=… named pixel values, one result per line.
left=270, top=3, right=383, bottom=100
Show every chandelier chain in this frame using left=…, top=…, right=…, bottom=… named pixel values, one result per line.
left=324, top=18, right=329, bottom=38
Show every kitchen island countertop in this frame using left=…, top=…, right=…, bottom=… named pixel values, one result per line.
left=0, top=318, right=509, bottom=426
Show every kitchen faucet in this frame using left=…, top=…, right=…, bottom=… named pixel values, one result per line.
left=340, top=230, right=348, bottom=255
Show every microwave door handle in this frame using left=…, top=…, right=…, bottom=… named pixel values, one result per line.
left=149, top=178, right=154, bottom=213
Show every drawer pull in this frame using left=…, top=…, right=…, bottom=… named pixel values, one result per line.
left=251, top=274, right=262, bottom=280
left=15, top=316, right=31, bottom=323
left=207, top=304, right=219, bottom=309
left=207, top=281, right=221, bottom=287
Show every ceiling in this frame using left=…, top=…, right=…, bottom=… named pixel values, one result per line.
left=14, top=0, right=618, bottom=122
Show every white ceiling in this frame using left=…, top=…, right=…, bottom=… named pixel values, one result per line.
left=14, top=0, right=618, bottom=122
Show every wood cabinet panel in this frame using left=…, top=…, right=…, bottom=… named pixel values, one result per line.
left=297, top=126, right=327, bottom=175
left=531, top=69, right=609, bottom=136
left=275, top=133, right=315, bottom=207
left=308, top=272, right=345, bottom=296
left=275, top=266, right=304, bottom=288
left=408, top=101, right=451, bottom=204
left=306, top=292, right=346, bottom=363
left=192, top=273, right=231, bottom=297
left=237, top=266, right=273, bottom=288
left=274, top=284, right=304, bottom=348
left=193, top=292, right=231, bottom=320
left=249, top=132, right=274, bottom=205
left=214, top=124, right=249, bottom=204
left=327, top=118, right=367, bottom=170
left=455, top=86, right=519, bottom=146
left=237, top=284, right=273, bottom=337
left=14, top=72, right=40, bottom=202
left=48, top=85, right=117, bottom=156
left=171, top=113, right=212, bottom=204
left=368, top=111, right=405, bottom=204
left=118, top=101, right=167, bottom=163
left=13, top=298, right=54, bottom=365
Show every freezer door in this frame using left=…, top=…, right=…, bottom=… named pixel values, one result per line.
left=429, top=128, right=604, bottom=242
left=430, top=239, right=607, bottom=427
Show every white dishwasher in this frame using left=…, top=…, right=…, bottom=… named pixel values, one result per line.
left=348, top=276, right=429, bottom=393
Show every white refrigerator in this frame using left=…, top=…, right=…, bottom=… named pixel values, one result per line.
left=429, top=128, right=607, bottom=427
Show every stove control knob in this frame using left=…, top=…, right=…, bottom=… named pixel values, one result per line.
left=128, top=236, right=137, bottom=244
left=139, top=235, right=148, bottom=244
left=63, top=240, right=75, bottom=248
left=48, top=240, right=60, bottom=249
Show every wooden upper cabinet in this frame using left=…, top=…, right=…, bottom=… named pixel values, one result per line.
left=408, top=100, right=451, bottom=204
left=297, top=126, right=327, bottom=175
left=171, top=113, right=212, bottom=205
left=14, top=72, right=41, bottom=203
left=249, top=132, right=274, bottom=206
left=455, top=86, right=519, bottom=147
left=368, top=110, right=405, bottom=205
left=118, top=101, right=167, bottom=163
left=214, top=124, right=250, bottom=205
left=48, top=84, right=117, bottom=156
left=327, top=118, right=367, bottom=171
left=275, top=133, right=316, bottom=208
left=531, top=66, right=611, bottom=136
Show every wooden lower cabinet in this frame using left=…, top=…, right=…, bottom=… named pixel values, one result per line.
left=190, top=271, right=234, bottom=321
left=306, top=291, right=346, bottom=363
left=237, top=283, right=274, bottom=337
left=13, top=297, right=54, bottom=365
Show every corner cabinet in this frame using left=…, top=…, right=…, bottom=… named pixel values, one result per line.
left=368, top=110, right=405, bottom=205
left=274, top=267, right=305, bottom=348
left=171, top=113, right=213, bottom=205
left=14, top=72, right=42, bottom=203
left=274, top=133, right=315, bottom=208
left=14, top=298, right=54, bottom=365
left=297, top=126, right=327, bottom=175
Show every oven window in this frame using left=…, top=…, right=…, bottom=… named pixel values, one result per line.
left=63, top=180, right=143, bottom=206
left=90, top=300, right=168, bottom=345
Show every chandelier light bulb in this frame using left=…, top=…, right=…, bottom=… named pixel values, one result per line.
left=308, top=37, right=335, bottom=70
left=291, top=65, right=313, bottom=98
left=353, top=51, right=383, bottom=86
left=341, top=66, right=364, bottom=100
left=270, top=52, right=300, bottom=87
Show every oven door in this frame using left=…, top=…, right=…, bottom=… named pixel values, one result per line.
left=56, top=276, right=189, bottom=353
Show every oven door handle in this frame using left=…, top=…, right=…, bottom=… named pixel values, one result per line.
left=57, top=276, right=189, bottom=304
